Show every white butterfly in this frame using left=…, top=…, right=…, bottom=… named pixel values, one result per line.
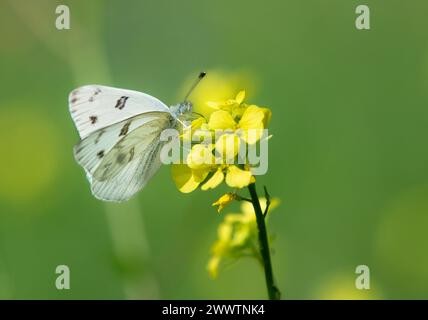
left=69, top=73, right=206, bottom=202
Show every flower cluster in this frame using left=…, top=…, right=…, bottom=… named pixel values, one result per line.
left=207, top=198, right=279, bottom=278
left=171, top=91, right=272, bottom=193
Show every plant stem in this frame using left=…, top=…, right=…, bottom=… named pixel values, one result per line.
left=248, top=183, right=280, bottom=300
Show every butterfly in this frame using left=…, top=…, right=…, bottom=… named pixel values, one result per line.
left=69, top=72, right=206, bottom=202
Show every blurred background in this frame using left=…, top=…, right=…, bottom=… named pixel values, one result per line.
left=0, top=0, right=427, bottom=299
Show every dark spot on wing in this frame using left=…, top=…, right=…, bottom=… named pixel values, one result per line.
left=71, top=97, right=78, bottom=103
left=117, top=153, right=127, bottom=164
left=89, top=116, right=97, bottom=124
left=97, top=150, right=104, bottom=158
left=89, top=88, right=101, bottom=102
left=101, top=162, right=113, bottom=180
left=95, top=130, right=104, bottom=144
left=119, top=121, right=131, bottom=136
left=114, top=96, right=129, bottom=110
left=129, top=147, right=135, bottom=162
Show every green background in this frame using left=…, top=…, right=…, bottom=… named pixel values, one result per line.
left=0, top=0, right=427, bottom=299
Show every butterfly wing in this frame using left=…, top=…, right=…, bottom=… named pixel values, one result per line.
left=69, top=85, right=169, bottom=139
left=73, top=112, right=165, bottom=178
left=74, top=112, right=174, bottom=202
left=69, top=85, right=175, bottom=201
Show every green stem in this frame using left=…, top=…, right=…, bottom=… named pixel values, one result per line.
left=248, top=183, right=280, bottom=300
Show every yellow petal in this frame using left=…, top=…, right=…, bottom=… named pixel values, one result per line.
left=261, top=107, right=272, bottom=128
left=171, top=164, right=201, bottom=193
left=238, top=105, right=264, bottom=130
left=218, top=222, right=233, bottom=241
left=187, top=144, right=215, bottom=169
left=240, top=128, right=263, bottom=145
left=192, top=168, right=211, bottom=182
left=207, top=101, right=220, bottom=109
left=225, top=99, right=235, bottom=105
left=231, top=225, right=250, bottom=246
left=225, top=165, right=253, bottom=188
left=207, top=256, right=220, bottom=278
left=240, top=201, right=254, bottom=216
left=235, top=90, right=246, bottom=104
left=215, top=133, right=240, bottom=161
left=208, top=110, right=236, bottom=130
left=202, top=169, right=224, bottom=190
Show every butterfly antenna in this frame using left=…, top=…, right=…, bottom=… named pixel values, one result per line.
left=183, top=72, right=206, bottom=102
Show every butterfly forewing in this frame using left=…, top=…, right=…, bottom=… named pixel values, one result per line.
left=69, top=85, right=169, bottom=139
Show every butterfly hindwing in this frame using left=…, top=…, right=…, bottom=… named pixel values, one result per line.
left=93, top=113, right=172, bottom=181
left=89, top=112, right=174, bottom=201
left=73, top=112, right=166, bottom=178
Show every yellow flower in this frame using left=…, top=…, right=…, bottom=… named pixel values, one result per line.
left=207, top=256, right=220, bottom=278
left=207, top=90, right=249, bottom=126
left=207, top=222, right=233, bottom=278
left=212, top=192, right=237, bottom=212
left=239, top=197, right=280, bottom=217
left=207, top=197, right=279, bottom=278
left=170, top=90, right=271, bottom=193
left=207, top=90, right=246, bottom=112
left=208, top=104, right=266, bottom=144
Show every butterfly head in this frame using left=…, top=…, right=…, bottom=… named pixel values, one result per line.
left=170, top=101, right=193, bottom=117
